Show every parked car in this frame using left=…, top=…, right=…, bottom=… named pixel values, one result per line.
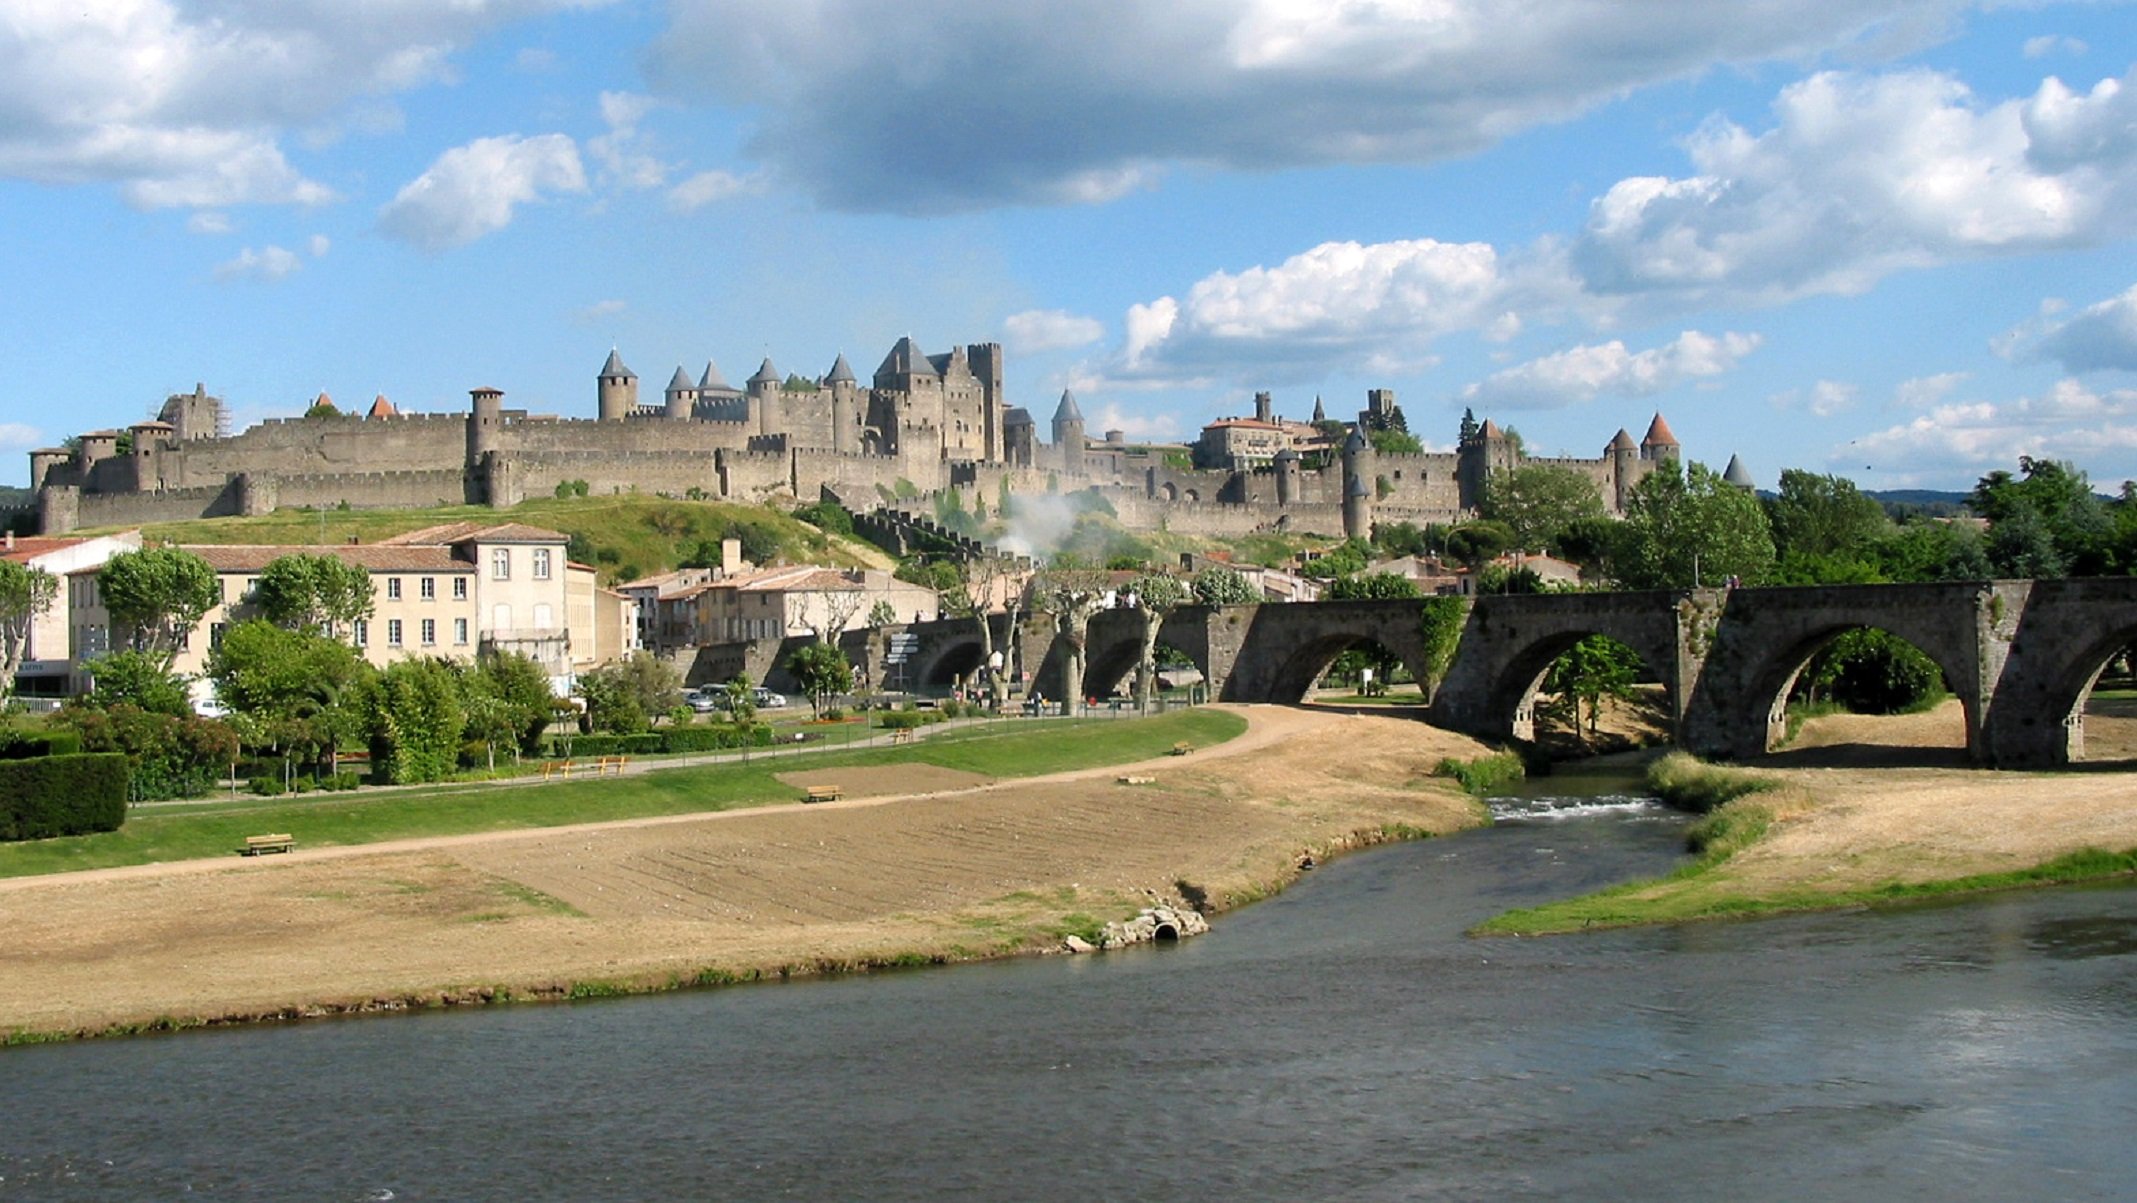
left=753, top=688, right=788, bottom=708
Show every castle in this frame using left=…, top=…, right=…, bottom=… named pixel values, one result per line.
left=24, top=337, right=1708, bottom=543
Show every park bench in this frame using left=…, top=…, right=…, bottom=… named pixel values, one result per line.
left=595, top=755, right=629, bottom=776
left=803, top=784, right=843, bottom=803
left=890, top=728, right=916, bottom=745
left=1171, top=741, right=1193, bottom=756
left=239, top=833, right=295, bottom=856
left=541, top=759, right=575, bottom=781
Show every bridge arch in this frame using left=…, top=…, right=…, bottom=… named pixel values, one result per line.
left=1479, top=626, right=1678, bottom=745
left=2030, top=620, right=2137, bottom=763
left=1741, top=623, right=1973, bottom=758
left=912, top=637, right=985, bottom=693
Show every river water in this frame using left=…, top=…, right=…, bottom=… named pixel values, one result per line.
left=4, top=773, right=2135, bottom=1201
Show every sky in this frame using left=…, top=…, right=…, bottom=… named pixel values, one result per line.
left=2, top=1, right=2135, bottom=493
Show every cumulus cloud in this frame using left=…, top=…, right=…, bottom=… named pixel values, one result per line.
left=213, top=244, right=305, bottom=282
left=587, top=91, right=668, bottom=190
left=648, top=0, right=1953, bottom=214
left=1092, top=402, right=1182, bottom=442
left=1850, top=379, right=2137, bottom=482
left=1460, top=331, right=1761, bottom=410
left=1572, top=67, right=2137, bottom=307
left=666, top=169, right=762, bottom=211
left=186, top=211, right=233, bottom=235
left=1003, top=309, right=1104, bottom=354
left=378, top=134, right=587, bottom=250
left=2029, top=283, right=2137, bottom=373
left=1895, top=371, right=1968, bottom=410
left=573, top=299, right=628, bottom=325
left=2023, top=35, right=2086, bottom=59
left=0, top=423, right=45, bottom=455
left=0, top=1, right=600, bottom=208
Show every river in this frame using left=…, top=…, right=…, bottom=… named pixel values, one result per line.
left=3, top=772, right=2134, bottom=1201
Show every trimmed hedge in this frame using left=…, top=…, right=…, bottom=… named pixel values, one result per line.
left=875, top=711, right=947, bottom=730
left=0, top=729, right=82, bottom=760
left=0, top=753, right=129, bottom=841
left=546, top=724, right=774, bottom=758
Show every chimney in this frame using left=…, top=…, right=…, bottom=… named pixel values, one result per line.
left=721, top=537, right=744, bottom=576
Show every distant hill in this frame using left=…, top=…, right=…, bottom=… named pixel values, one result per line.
left=1865, top=489, right=1970, bottom=520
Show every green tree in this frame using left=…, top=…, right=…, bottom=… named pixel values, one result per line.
left=1032, top=557, right=1112, bottom=713
left=1191, top=565, right=1258, bottom=605
left=1368, top=429, right=1423, bottom=456
left=1766, top=469, right=1892, bottom=559
left=1795, top=629, right=1945, bottom=714
left=1616, top=461, right=1776, bottom=589
left=303, top=398, right=339, bottom=419
left=1970, top=457, right=2113, bottom=576
left=1872, top=521, right=1991, bottom=583
left=1480, top=465, right=1607, bottom=549
left=579, top=652, right=680, bottom=733
left=205, top=621, right=370, bottom=738
left=1544, top=635, right=1642, bottom=742
left=1300, top=538, right=1372, bottom=579
left=252, top=553, right=376, bottom=639
left=1324, top=572, right=1422, bottom=600
left=1416, top=596, right=1468, bottom=703
left=100, top=547, right=219, bottom=667
left=359, top=658, right=466, bottom=784
left=1443, top=521, right=1516, bottom=570
left=787, top=641, right=853, bottom=718
left=464, top=651, right=555, bottom=759
left=82, top=650, right=192, bottom=716
left=1126, top=573, right=1188, bottom=713
left=0, top=560, right=58, bottom=705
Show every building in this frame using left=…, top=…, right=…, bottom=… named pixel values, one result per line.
left=2, top=529, right=143, bottom=700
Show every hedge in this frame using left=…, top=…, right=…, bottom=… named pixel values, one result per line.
left=544, top=725, right=775, bottom=759
left=0, top=753, right=129, bottom=841
left=0, top=729, right=82, bottom=760
left=875, top=711, right=947, bottom=730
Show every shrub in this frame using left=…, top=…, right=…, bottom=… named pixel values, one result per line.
left=0, top=754, right=129, bottom=840
left=1644, top=752, right=1779, bottom=813
left=248, top=776, right=286, bottom=796
left=875, top=711, right=944, bottom=730
left=323, top=772, right=363, bottom=791
left=659, top=725, right=771, bottom=753
left=0, top=728, right=81, bottom=759
left=1432, top=750, right=1526, bottom=796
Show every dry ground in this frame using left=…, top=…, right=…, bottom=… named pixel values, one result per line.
left=0, top=707, right=1490, bottom=1036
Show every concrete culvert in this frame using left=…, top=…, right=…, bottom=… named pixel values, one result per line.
left=1153, top=921, right=1180, bottom=941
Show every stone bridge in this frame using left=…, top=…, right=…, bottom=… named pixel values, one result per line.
left=848, top=579, right=2136, bottom=768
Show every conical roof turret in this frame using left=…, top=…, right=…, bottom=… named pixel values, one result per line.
left=1345, top=472, right=1370, bottom=497
left=1273, top=445, right=1299, bottom=464
left=1609, top=428, right=1637, bottom=452
left=600, top=349, right=635, bottom=380
left=826, top=353, right=856, bottom=384
left=1052, top=389, right=1084, bottom=425
left=875, top=336, right=937, bottom=379
left=1723, top=454, right=1756, bottom=489
left=699, top=360, right=729, bottom=389
left=666, top=366, right=693, bottom=392
left=747, top=357, right=780, bottom=386
left=1642, top=413, right=1678, bottom=447
left=1342, top=426, right=1367, bottom=456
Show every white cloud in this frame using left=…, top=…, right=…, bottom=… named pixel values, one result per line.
left=2023, top=35, right=2086, bottom=60
left=666, top=169, right=761, bottom=211
left=307, top=233, right=330, bottom=258
left=1895, top=371, right=1968, bottom=410
left=1092, top=402, right=1181, bottom=442
left=1850, top=378, right=2137, bottom=482
left=2030, top=283, right=2137, bottom=372
left=1461, top=331, right=1761, bottom=410
left=1806, top=380, right=1859, bottom=418
left=573, top=299, right=628, bottom=325
left=515, top=47, right=559, bottom=73
left=1003, top=309, right=1104, bottom=354
left=0, top=1, right=602, bottom=208
left=213, top=244, right=304, bottom=282
left=1572, top=67, right=2137, bottom=307
left=0, top=423, right=45, bottom=455
left=378, top=133, right=587, bottom=251
left=186, top=211, right=232, bottom=235
left=648, top=0, right=1960, bottom=214
left=588, top=91, right=668, bottom=191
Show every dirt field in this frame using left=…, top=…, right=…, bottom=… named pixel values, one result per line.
left=0, top=707, right=1491, bottom=1037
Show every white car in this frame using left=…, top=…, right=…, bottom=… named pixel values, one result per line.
left=753, top=688, right=788, bottom=708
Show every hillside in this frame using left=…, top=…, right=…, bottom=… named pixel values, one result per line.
left=84, top=496, right=893, bottom=584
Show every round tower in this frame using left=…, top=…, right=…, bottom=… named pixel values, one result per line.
left=1640, top=412, right=1680, bottom=463
left=1052, top=389, right=1086, bottom=477
left=826, top=353, right=860, bottom=454
left=1607, top=428, right=1639, bottom=513
left=1273, top=445, right=1300, bottom=506
left=664, top=365, right=696, bottom=421
left=1340, top=426, right=1373, bottom=538
left=746, top=358, right=781, bottom=436
left=467, top=387, right=504, bottom=467
left=597, top=349, right=638, bottom=421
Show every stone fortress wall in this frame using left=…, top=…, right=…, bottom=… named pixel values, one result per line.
left=28, top=338, right=1691, bottom=541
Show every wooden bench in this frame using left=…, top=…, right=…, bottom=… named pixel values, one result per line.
left=239, top=833, right=295, bottom=856
left=595, top=755, right=629, bottom=776
left=802, top=784, right=843, bottom=804
left=1170, top=741, right=1194, bottom=756
left=540, top=759, right=575, bottom=781
left=889, top=728, right=915, bottom=745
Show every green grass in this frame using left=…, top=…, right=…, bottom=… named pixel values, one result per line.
left=1644, top=752, right=1780, bottom=813
left=1433, top=750, right=1526, bottom=796
left=0, top=710, right=1246, bottom=879
left=84, top=494, right=888, bottom=584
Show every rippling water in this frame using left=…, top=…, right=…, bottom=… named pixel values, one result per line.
left=3, top=779, right=2133, bottom=1201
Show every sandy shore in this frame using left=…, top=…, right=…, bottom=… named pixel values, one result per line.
left=0, top=706, right=1492, bottom=1038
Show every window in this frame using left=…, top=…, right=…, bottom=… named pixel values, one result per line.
left=453, top=618, right=469, bottom=645
left=452, top=577, right=468, bottom=600
left=420, top=577, right=436, bottom=601
left=387, top=577, right=402, bottom=601
left=533, top=603, right=553, bottom=630
left=532, top=548, right=551, bottom=580
left=420, top=618, right=436, bottom=646
left=387, top=619, right=403, bottom=647
left=491, top=548, right=511, bottom=580
left=210, top=622, right=226, bottom=649
left=353, top=618, right=369, bottom=647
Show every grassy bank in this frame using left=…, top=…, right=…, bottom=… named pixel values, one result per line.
left=0, top=710, right=1246, bottom=880
left=1476, top=753, right=2137, bottom=935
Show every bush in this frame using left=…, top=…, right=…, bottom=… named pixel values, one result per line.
left=1644, top=752, right=1779, bottom=813
left=875, top=710, right=945, bottom=730
left=658, top=724, right=773, bottom=753
left=323, top=771, right=363, bottom=791
left=0, top=728, right=81, bottom=759
left=1433, top=750, right=1526, bottom=796
left=249, top=776, right=287, bottom=796
left=0, top=754, right=129, bottom=840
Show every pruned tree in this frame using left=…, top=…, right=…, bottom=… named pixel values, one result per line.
left=1125, top=573, right=1187, bottom=714
left=1191, top=565, right=1258, bottom=606
left=945, top=554, right=1025, bottom=707
left=804, top=579, right=868, bottom=644
left=1032, top=557, right=1112, bottom=715
left=0, top=561, right=58, bottom=706
left=100, top=546, right=219, bottom=668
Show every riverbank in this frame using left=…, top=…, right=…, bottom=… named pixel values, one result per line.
left=1481, top=701, right=2137, bottom=934
left=0, top=706, right=1492, bottom=1042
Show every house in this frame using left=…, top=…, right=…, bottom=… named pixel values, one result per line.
left=3, top=529, right=143, bottom=700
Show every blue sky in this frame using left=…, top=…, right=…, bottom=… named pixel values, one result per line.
left=3, top=1, right=2135, bottom=492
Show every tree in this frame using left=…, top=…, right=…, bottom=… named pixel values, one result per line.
left=100, top=547, right=219, bottom=668
left=1300, top=538, right=1371, bottom=580
left=253, top=553, right=375, bottom=639
left=579, top=652, right=680, bottom=733
left=1971, top=458, right=2112, bottom=577
left=359, top=657, right=466, bottom=784
left=82, top=650, right=191, bottom=716
left=1031, top=557, right=1112, bottom=714
left=1616, top=461, right=1776, bottom=589
left=206, top=620, right=372, bottom=778
left=787, top=642, right=854, bottom=718
left=799, top=582, right=867, bottom=644
left=0, top=560, right=58, bottom=706
left=1873, top=521, right=1990, bottom=583
left=1443, top=521, right=1516, bottom=570
left=1795, top=629, right=1944, bottom=714
left=1324, top=572, right=1422, bottom=600
left=1766, top=470, right=1892, bottom=560
left=1543, top=635, right=1642, bottom=742
left=1126, top=573, right=1188, bottom=713
left=943, top=554, right=1024, bottom=706
left=1192, top=566, right=1258, bottom=605
left=1480, top=465, right=1607, bottom=549
left=462, top=651, right=554, bottom=764
left=303, top=398, right=339, bottom=419
left=1368, top=429, right=1423, bottom=456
